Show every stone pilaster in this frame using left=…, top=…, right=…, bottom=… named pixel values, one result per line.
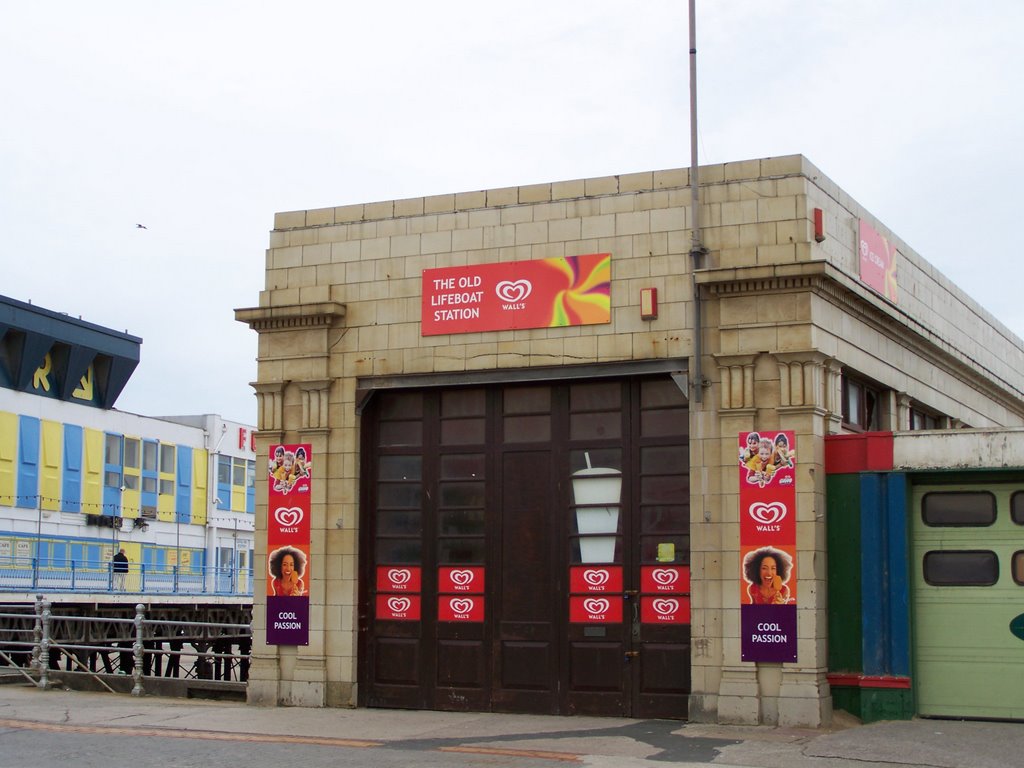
left=773, top=351, right=831, bottom=416
left=714, top=354, right=759, bottom=413
left=236, top=301, right=345, bottom=707
left=252, top=381, right=287, bottom=436
left=897, top=392, right=912, bottom=431
left=297, top=379, right=332, bottom=432
left=824, top=359, right=843, bottom=433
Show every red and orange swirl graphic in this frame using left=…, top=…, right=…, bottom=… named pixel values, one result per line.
left=546, top=253, right=611, bottom=327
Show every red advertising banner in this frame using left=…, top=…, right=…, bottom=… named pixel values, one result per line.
left=569, top=595, right=623, bottom=624
left=640, top=565, right=690, bottom=594
left=641, top=595, right=691, bottom=624
left=438, top=595, right=485, bottom=622
left=377, top=566, right=422, bottom=593
left=858, top=220, right=898, bottom=303
left=421, top=253, right=611, bottom=336
left=569, top=565, right=623, bottom=594
left=267, top=443, right=313, bottom=646
left=438, top=566, right=485, bottom=594
left=377, top=594, right=422, bottom=621
left=739, top=431, right=797, bottom=662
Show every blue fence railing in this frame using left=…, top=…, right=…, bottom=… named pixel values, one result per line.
left=0, top=557, right=254, bottom=596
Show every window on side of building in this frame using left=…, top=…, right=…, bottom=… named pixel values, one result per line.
left=143, top=441, right=157, bottom=472
left=218, top=455, right=232, bottom=485
left=232, top=457, right=246, bottom=486
left=909, top=404, right=942, bottom=430
left=159, top=444, right=175, bottom=474
left=841, top=372, right=881, bottom=431
left=124, top=438, right=140, bottom=469
left=104, top=433, right=122, bottom=488
left=104, top=433, right=122, bottom=465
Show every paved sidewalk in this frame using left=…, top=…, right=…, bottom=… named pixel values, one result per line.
left=0, top=683, right=1022, bottom=767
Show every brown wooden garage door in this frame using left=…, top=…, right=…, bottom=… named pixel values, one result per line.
left=358, top=375, right=691, bottom=718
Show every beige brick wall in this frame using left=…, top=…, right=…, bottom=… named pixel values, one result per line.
left=243, top=154, right=1024, bottom=724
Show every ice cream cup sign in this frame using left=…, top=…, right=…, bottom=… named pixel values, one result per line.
left=572, top=452, right=621, bottom=563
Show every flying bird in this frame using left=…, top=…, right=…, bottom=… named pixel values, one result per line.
left=136, top=223, right=147, bottom=229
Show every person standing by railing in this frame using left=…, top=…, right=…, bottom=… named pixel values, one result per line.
left=112, top=548, right=129, bottom=590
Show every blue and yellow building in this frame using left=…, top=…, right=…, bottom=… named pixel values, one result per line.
left=0, top=295, right=256, bottom=595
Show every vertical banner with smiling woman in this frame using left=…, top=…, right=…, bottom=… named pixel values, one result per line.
left=738, top=431, right=797, bottom=662
left=266, top=443, right=312, bottom=645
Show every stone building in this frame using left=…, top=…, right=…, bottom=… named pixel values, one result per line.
left=236, top=154, right=1024, bottom=726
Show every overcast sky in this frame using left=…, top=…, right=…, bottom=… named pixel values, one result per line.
left=2, top=1, right=1022, bottom=424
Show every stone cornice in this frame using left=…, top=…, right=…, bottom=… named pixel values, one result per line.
left=235, top=302, right=346, bottom=333
left=698, top=262, right=1024, bottom=417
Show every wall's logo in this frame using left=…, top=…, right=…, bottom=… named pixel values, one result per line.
left=651, top=568, right=678, bottom=587
left=583, top=598, right=610, bottom=615
left=583, top=569, right=609, bottom=587
left=387, top=568, right=411, bottom=585
left=274, top=507, right=304, bottom=528
left=449, top=598, right=474, bottom=614
left=387, top=597, right=411, bottom=613
left=652, top=598, right=679, bottom=616
left=496, top=279, right=532, bottom=305
left=748, top=501, right=787, bottom=526
left=450, top=569, right=474, bottom=587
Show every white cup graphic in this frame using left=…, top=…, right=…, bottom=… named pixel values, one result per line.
left=572, top=452, right=621, bottom=563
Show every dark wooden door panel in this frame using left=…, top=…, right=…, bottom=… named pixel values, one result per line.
left=364, top=634, right=427, bottom=709
left=493, top=449, right=559, bottom=713
left=435, top=635, right=488, bottom=711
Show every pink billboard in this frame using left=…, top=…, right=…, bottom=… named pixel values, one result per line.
left=858, top=220, right=898, bottom=303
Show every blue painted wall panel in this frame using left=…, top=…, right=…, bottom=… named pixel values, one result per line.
left=141, top=439, right=158, bottom=513
left=102, top=432, right=122, bottom=516
left=62, top=424, right=83, bottom=513
left=858, top=472, right=912, bottom=678
left=885, top=474, right=911, bottom=676
left=176, top=445, right=192, bottom=524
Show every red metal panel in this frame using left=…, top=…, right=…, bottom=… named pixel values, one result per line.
left=825, top=433, right=894, bottom=474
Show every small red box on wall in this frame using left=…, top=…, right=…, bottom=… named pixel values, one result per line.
left=640, top=287, right=658, bottom=320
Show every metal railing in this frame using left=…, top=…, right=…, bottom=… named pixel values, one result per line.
left=0, top=557, right=253, bottom=596
left=0, top=597, right=251, bottom=695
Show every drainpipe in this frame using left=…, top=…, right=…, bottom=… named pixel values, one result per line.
left=688, top=0, right=707, bottom=403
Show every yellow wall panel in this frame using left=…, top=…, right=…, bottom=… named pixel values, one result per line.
left=40, top=420, right=62, bottom=512
left=157, top=442, right=175, bottom=522
left=191, top=450, right=208, bottom=525
left=0, top=411, right=16, bottom=505
left=122, top=436, right=141, bottom=518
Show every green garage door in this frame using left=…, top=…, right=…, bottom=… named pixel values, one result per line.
left=912, top=484, right=1024, bottom=719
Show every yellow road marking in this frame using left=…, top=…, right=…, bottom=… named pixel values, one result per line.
left=0, top=719, right=583, bottom=762
left=440, top=745, right=582, bottom=762
left=0, top=718, right=381, bottom=748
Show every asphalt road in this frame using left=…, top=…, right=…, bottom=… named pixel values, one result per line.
left=2, top=684, right=1024, bottom=768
